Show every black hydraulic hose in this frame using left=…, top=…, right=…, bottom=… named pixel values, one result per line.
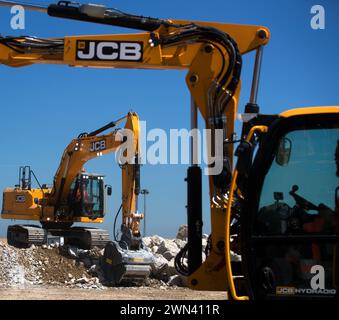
left=30, top=169, right=45, bottom=196
left=160, top=26, right=237, bottom=83
left=175, top=243, right=189, bottom=276
left=0, top=36, right=64, bottom=54
left=159, top=25, right=242, bottom=126
left=134, top=155, right=141, bottom=196
left=158, top=25, right=242, bottom=191
left=47, top=2, right=171, bottom=32
left=113, top=203, right=123, bottom=241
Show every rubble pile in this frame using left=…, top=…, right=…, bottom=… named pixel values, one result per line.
left=0, top=240, right=105, bottom=290
left=0, top=225, right=213, bottom=290
left=143, top=224, right=210, bottom=287
left=0, top=241, right=26, bottom=287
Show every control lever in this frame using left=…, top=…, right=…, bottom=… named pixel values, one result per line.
left=289, top=185, right=319, bottom=211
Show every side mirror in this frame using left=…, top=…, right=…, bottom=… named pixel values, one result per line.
left=106, top=185, right=112, bottom=196
left=276, top=137, right=292, bottom=166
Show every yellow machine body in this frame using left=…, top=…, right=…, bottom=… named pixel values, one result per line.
left=1, top=112, right=141, bottom=232
left=0, top=2, right=337, bottom=295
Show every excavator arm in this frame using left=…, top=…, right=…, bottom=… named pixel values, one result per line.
left=2, top=112, right=142, bottom=237
left=2, top=108, right=153, bottom=282
left=49, top=112, right=141, bottom=227
left=0, top=1, right=271, bottom=291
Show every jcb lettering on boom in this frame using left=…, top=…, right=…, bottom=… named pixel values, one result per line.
left=90, top=140, right=106, bottom=152
left=76, top=40, right=143, bottom=62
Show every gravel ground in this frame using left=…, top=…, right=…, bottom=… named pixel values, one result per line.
left=0, top=238, right=227, bottom=300
left=0, top=287, right=227, bottom=300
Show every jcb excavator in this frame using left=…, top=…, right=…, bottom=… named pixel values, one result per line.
left=1, top=111, right=153, bottom=284
left=0, top=1, right=338, bottom=299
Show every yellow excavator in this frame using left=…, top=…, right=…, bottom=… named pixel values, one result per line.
left=1, top=111, right=154, bottom=284
left=0, top=1, right=338, bottom=299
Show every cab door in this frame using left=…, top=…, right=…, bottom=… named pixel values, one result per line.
left=241, top=115, right=339, bottom=299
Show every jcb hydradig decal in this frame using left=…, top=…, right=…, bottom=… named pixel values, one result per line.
left=276, top=265, right=337, bottom=296
left=76, top=40, right=143, bottom=62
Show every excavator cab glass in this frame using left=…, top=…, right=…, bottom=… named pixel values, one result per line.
left=69, top=174, right=104, bottom=219
left=241, top=114, right=339, bottom=299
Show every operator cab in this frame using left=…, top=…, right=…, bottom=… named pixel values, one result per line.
left=69, top=172, right=107, bottom=219
left=241, top=112, right=339, bottom=299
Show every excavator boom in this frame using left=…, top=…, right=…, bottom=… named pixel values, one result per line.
left=0, top=0, right=270, bottom=291
left=1, top=0, right=338, bottom=299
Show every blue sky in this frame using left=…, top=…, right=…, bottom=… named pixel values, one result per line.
left=0, top=0, right=338, bottom=238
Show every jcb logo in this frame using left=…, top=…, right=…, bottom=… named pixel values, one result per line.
left=90, top=140, right=106, bottom=152
left=16, top=195, right=26, bottom=203
left=76, top=40, right=143, bottom=62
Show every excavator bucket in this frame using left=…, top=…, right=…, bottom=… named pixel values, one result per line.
left=101, top=241, right=154, bottom=285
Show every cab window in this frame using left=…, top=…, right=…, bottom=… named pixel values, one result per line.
left=256, top=126, right=339, bottom=236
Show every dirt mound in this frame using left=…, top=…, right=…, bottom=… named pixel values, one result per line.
left=1, top=225, right=221, bottom=290
left=0, top=240, right=102, bottom=289
left=0, top=238, right=179, bottom=290
left=24, top=247, right=88, bottom=286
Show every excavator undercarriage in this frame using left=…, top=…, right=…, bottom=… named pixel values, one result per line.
left=7, top=224, right=109, bottom=249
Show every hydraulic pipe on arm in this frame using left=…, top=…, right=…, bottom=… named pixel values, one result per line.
left=0, top=1, right=270, bottom=291
left=117, top=112, right=144, bottom=249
